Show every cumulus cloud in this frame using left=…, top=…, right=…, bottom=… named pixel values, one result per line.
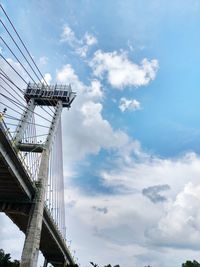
left=148, top=183, right=200, bottom=249
left=65, top=152, right=200, bottom=267
left=119, top=97, right=141, bottom=112
left=76, top=46, right=88, bottom=58
left=100, top=152, right=200, bottom=194
left=56, top=64, right=134, bottom=161
left=41, top=72, right=52, bottom=84
left=142, top=184, right=170, bottom=203
left=90, top=50, right=159, bottom=89
left=60, top=25, right=76, bottom=44
left=57, top=63, right=78, bottom=83
left=84, top=32, right=97, bottom=46
left=60, top=25, right=97, bottom=58
left=88, top=80, right=103, bottom=99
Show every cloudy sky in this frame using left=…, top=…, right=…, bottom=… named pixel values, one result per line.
left=1, top=0, right=200, bottom=267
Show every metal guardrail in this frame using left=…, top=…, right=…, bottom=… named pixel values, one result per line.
left=0, top=119, right=36, bottom=183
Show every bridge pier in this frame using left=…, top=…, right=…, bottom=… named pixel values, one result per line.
left=19, top=100, right=65, bottom=267
left=20, top=150, right=49, bottom=267
left=0, top=79, right=76, bottom=266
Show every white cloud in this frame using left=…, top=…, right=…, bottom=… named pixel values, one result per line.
left=90, top=50, right=159, bottom=89
left=127, top=40, right=134, bottom=52
left=0, top=214, right=24, bottom=260
left=56, top=64, right=132, bottom=161
left=41, top=72, right=52, bottom=84
left=119, top=97, right=141, bottom=112
left=65, top=185, right=159, bottom=267
left=38, top=56, right=48, bottom=65
left=65, top=152, right=200, bottom=267
left=101, top=152, right=200, bottom=195
left=60, top=25, right=97, bottom=58
left=75, top=46, right=88, bottom=58
left=56, top=63, right=78, bottom=84
left=84, top=32, right=97, bottom=46
left=148, top=182, right=200, bottom=249
left=88, top=80, right=103, bottom=99
left=60, top=25, right=76, bottom=44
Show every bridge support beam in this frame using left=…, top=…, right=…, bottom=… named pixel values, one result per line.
left=20, top=149, right=49, bottom=267
left=20, top=101, right=63, bottom=267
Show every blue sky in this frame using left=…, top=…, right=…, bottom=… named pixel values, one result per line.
left=3, top=0, right=200, bottom=157
left=2, top=1, right=200, bottom=267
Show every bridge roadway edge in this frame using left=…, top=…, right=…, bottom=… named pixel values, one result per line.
left=0, top=123, right=74, bottom=266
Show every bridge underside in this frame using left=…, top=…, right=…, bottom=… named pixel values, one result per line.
left=0, top=125, right=73, bottom=266
left=1, top=208, right=66, bottom=266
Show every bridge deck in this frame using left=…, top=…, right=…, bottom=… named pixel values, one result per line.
left=0, top=123, right=74, bottom=266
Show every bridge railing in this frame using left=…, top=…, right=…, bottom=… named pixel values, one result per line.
left=0, top=118, right=35, bottom=181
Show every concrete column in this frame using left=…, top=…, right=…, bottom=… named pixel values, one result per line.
left=20, top=101, right=63, bottom=267
left=20, top=149, right=49, bottom=267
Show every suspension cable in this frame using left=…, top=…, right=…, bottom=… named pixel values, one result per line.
left=0, top=36, right=37, bottom=84
left=0, top=18, right=44, bottom=84
left=0, top=69, right=24, bottom=93
left=0, top=53, right=28, bottom=84
left=0, top=5, right=56, bottom=114
left=0, top=76, right=26, bottom=102
left=0, top=84, right=25, bottom=105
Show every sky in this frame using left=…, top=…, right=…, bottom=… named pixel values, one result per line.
left=1, top=0, right=200, bottom=266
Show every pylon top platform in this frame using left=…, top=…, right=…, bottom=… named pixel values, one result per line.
left=24, top=83, right=76, bottom=107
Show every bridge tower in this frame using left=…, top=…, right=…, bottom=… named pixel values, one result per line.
left=13, top=83, right=76, bottom=267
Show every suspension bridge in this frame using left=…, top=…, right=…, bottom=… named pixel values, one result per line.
left=0, top=5, right=77, bottom=267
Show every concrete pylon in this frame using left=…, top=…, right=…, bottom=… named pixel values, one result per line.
left=17, top=82, right=76, bottom=267
left=20, top=101, right=63, bottom=267
left=20, top=149, right=49, bottom=267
